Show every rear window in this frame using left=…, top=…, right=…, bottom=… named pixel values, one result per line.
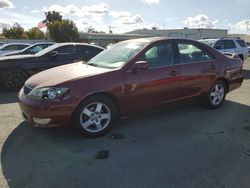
left=236, top=40, right=247, bottom=48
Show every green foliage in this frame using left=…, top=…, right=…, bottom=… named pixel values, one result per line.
left=86, top=26, right=105, bottom=34
left=47, top=19, right=79, bottom=42
left=45, top=11, right=62, bottom=23
left=26, top=27, right=46, bottom=39
left=2, top=23, right=26, bottom=39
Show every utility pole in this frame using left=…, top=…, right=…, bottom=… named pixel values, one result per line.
left=109, top=26, right=113, bottom=34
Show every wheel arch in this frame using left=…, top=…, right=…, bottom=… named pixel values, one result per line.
left=78, top=91, right=121, bottom=117
left=217, top=78, right=229, bottom=93
left=238, top=54, right=243, bottom=61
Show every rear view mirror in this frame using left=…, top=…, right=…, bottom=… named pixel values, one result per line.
left=214, top=46, right=221, bottom=50
left=132, top=61, right=149, bottom=72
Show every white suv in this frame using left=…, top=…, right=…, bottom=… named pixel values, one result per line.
left=199, top=38, right=248, bottom=62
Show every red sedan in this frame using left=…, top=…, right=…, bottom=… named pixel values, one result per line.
left=19, top=37, right=244, bottom=137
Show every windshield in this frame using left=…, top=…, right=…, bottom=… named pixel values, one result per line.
left=87, top=41, right=147, bottom=69
left=35, top=44, right=60, bottom=56
left=199, top=40, right=217, bottom=47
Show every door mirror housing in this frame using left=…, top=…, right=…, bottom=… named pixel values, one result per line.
left=48, top=51, right=58, bottom=58
left=132, top=61, right=149, bottom=72
left=214, top=45, right=221, bottom=50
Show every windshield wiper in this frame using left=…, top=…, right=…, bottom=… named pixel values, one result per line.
left=87, top=63, right=109, bottom=69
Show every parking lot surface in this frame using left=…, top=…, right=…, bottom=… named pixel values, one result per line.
left=0, top=59, right=250, bottom=188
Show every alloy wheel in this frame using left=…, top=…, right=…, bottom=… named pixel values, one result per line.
left=210, top=83, right=225, bottom=106
left=80, top=102, right=111, bottom=133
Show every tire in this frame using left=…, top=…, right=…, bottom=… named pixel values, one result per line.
left=239, top=55, right=244, bottom=63
left=3, top=69, right=28, bottom=92
left=206, top=80, right=226, bottom=109
left=73, top=96, right=117, bottom=138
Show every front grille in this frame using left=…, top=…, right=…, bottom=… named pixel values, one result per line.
left=23, top=85, right=32, bottom=95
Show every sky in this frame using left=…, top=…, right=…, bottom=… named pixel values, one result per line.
left=0, top=0, right=249, bottom=34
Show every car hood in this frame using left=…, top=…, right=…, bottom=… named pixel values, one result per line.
left=0, top=54, right=35, bottom=60
left=25, top=62, right=112, bottom=88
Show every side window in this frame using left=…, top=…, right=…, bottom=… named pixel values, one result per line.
left=18, top=45, right=28, bottom=50
left=28, top=46, right=43, bottom=53
left=236, top=40, right=247, bottom=48
left=224, top=40, right=236, bottom=49
left=214, top=40, right=225, bottom=50
left=4, top=45, right=19, bottom=50
left=139, top=42, right=174, bottom=68
left=56, top=46, right=78, bottom=55
left=177, top=43, right=213, bottom=64
left=82, top=46, right=103, bottom=61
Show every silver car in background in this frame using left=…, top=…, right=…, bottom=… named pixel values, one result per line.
left=199, top=38, right=248, bottom=62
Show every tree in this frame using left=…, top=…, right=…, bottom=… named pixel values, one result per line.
left=86, top=26, right=106, bottom=34
left=2, top=23, right=27, bottom=39
left=44, top=11, right=79, bottom=42
left=86, top=26, right=97, bottom=33
left=47, top=19, right=79, bottom=42
left=26, top=27, right=46, bottom=39
left=45, top=11, right=62, bottom=23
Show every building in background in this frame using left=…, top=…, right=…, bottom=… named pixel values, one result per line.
left=126, top=28, right=228, bottom=40
left=79, top=28, right=228, bottom=47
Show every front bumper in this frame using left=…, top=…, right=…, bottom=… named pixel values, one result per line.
left=18, top=88, right=78, bottom=128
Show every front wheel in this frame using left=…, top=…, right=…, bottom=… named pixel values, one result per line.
left=3, top=69, right=28, bottom=91
left=207, top=80, right=226, bottom=109
left=73, top=96, right=117, bottom=137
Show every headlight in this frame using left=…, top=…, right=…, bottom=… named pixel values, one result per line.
left=28, top=87, right=69, bottom=100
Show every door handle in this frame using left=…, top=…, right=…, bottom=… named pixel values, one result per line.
left=210, top=64, right=216, bottom=70
left=169, top=71, right=177, bottom=77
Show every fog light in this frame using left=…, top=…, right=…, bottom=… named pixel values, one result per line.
left=33, top=117, right=51, bottom=125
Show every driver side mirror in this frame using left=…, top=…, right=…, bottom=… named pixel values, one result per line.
left=214, top=45, right=221, bottom=50
left=132, top=61, right=149, bottom=72
left=49, top=51, right=59, bottom=58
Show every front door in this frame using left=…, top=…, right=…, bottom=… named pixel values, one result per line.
left=123, top=41, right=180, bottom=114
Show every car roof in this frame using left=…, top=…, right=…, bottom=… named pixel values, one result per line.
left=55, top=42, right=104, bottom=49
left=31, top=42, right=55, bottom=45
left=1, top=43, right=30, bottom=46
left=121, top=37, right=203, bottom=45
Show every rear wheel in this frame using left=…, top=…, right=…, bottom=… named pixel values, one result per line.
left=207, top=80, right=226, bottom=109
left=3, top=69, right=28, bottom=91
left=73, top=96, right=117, bottom=137
left=239, top=54, right=244, bottom=63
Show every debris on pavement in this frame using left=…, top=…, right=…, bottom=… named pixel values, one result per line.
left=110, top=133, right=125, bottom=140
left=243, top=126, right=250, bottom=131
left=96, top=150, right=109, bottom=159
left=204, top=131, right=224, bottom=138
left=242, top=149, right=250, bottom=157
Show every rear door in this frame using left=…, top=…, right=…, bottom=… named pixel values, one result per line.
left=123, top=41, right=180, bottom=114
left=49, top=45, right=82, bottom=66
left=176, top=41, right=218, bottom=99
left=36, top=45, right=81, bottom=71
left=223, top=40, right=237, bottom=54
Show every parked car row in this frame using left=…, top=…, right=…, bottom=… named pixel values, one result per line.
left=0, top=43, right=104, bottom=91
left=17, top=37, right=244, bottom=137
